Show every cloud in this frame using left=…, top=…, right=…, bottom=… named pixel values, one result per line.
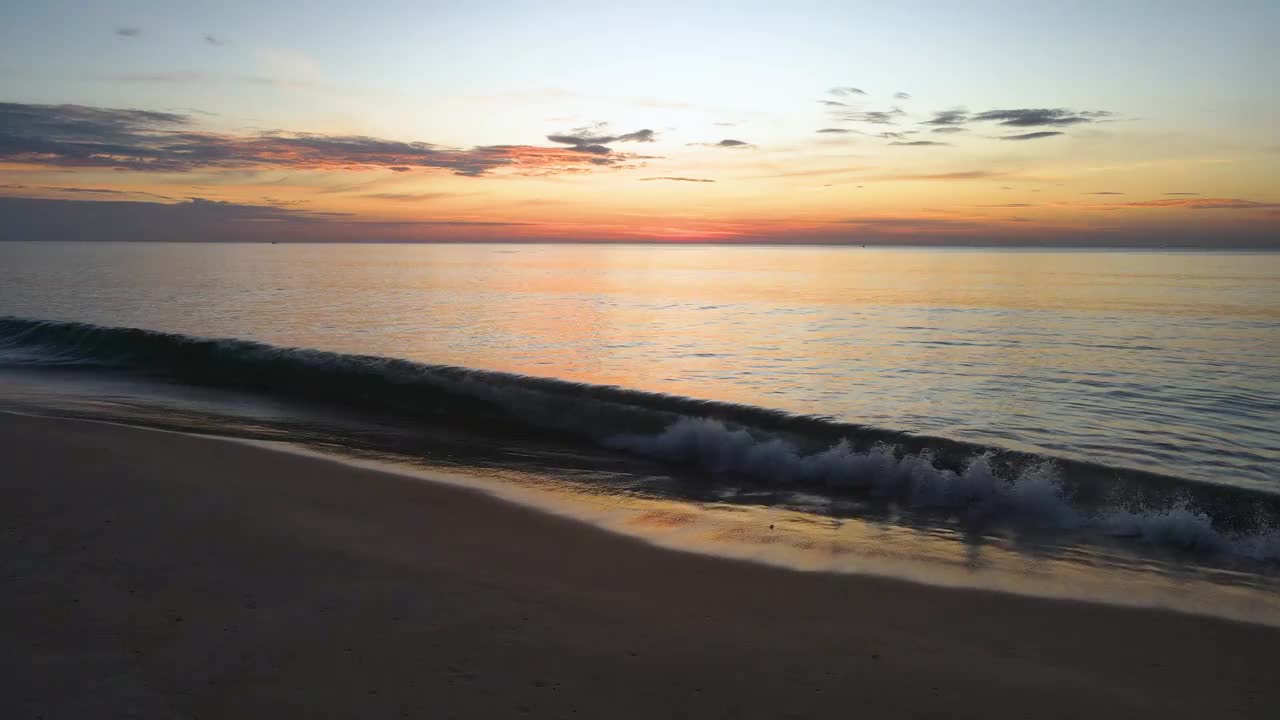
left=204, top=33, right=225, bottom=46
left=713, top=122, right=737, bottom=127
left=0, top=102, right=191, bottom=168
left=977, top=203, right=1035, bottom=208
left=922, top=109, right=969, bottom=126
left=355, top=219, right=532, bottom=227
left=0, top=196, right=535, bottom=242
left=829, top=87, right=866, bottom=97
left=640, top=177, right=716, bottom=183
left=1, top=195, right=328, bottom=232
left=999, top=131, right=1064, bottom=141
left=546, top=123, right=658, bottom=154
left=832, top=108, right=906, bottom=125
left=972, top=108, right=1113, bottom=127
left=931, top=127, right=967, bottom=134
left=876, top=171, right=1004, bottom=181
left=1085, top=191, right=1126, bottom=195
left=816, top=128, right=855, bottom=134
left=0, top=184, right=173, bottom=200
left=103, top=71, right=216, bottom=84
left=698, top=138, right=754, bottom=149
left=387, top=166, right=412, bottom=172
left=0, top=102, right=643, bottom=177
left=893, top=92, right=912, bottom=100
left=96, top=71, right=323, bottom=89
left=1164, top=192, right=1200, bottom=196
left=746, top=166, right=872, bottom=180
left=359, top=192, right=456, bottom=201
left=621, top=129, right=658, bottom=142
left=115, top=27, right=140, bottom=38
left=889, top=140, right=948, bottom=146
left=830, top=216, right=1005, bottom=233
left=1103, top=198, right=1280, bottom=210
left=818, top=100, right=848, bottom=107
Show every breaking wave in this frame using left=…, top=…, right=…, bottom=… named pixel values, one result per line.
left=2, top=316, right=1277, bottom=563
left=608, top=417, right=1280, bottom=562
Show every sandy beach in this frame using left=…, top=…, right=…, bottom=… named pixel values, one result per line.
left=3, top=412, right=1278, bottom=719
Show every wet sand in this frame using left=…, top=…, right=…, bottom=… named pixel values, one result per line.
left=3, top=412, right=1277, bottom=719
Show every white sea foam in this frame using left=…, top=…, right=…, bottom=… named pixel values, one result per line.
left=607, top=416, right=1280, bottom=562
left=606, top=417, right=1081, bottom=527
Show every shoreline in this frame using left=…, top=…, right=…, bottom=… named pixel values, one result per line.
left=4, top=412, right=1279, bottom=718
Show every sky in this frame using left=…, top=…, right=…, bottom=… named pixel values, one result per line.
left=1, top=0, right=1277, bottom=246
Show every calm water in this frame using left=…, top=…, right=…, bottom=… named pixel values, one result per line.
left=5, top=240, right=1280, bottom=622
left=2, top=242, right=1276, bottom=488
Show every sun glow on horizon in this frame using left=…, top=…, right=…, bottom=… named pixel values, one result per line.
left=0, top=1, right=1276, bottom=246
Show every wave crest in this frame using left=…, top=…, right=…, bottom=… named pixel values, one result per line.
left=2, top=315, right=1278, bottom=563
left=608, top=417, right=1079, bottom=525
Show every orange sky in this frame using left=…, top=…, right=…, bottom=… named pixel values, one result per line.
left=1, top=2, right=1277, bottom=246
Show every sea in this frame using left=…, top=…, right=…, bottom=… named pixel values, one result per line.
left=2, top=242, right=1278, bottom=623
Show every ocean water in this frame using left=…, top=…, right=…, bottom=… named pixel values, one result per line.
left=2, top=242, right=1279, bottom=620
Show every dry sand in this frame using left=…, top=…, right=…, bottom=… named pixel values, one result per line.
left=3, top=412, right=1278, bottom=719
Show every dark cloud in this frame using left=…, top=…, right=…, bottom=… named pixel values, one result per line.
left=712, top=139, right=754, bottom=149
left=0, top=196, right=535, bottom=243
left=549, top=142, right=609, bottom=155
left=0, top=102, right=191, bottom=169
left=640, top=177, right=716, bottom=183
left=922, top=109, right=969, bottom=126
left=204, top=33, right=225, bottom=46
left=546, top=124, right=658, bottom=154
left=893, top=92, right=912, bottom=100
left=816, top=128, right=855, bottom=134
left=1085, top=191, right=1126, bottom=195
left=387, top=166, right=412, bottom=172
left=829, top=87, right=866, bottom=97
left=972, top=108, right=1113, bottom=127
left=0, top=102, right=642, bottom=177
left=890, top=140, right=947, bottom=147
left=115, top=27, right=140, bottom=38
left=999, top=131, right=1064, bottom=141
left=0, top=184, right=173, bottom=200
left=818, top=100, right=848, bottom=107
left=931, top=127, right=967, bottom=134
left=833, top=108, right=906, bottom=125
left=0, top=196, right=326, bottom=240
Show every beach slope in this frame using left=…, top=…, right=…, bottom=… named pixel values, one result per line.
left=3, top=413, right=1276, bottom=719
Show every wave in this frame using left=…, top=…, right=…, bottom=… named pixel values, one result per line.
left=2, top=316, right=1277, bottom=563
left=608, top=416, right=1280, bottom=562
